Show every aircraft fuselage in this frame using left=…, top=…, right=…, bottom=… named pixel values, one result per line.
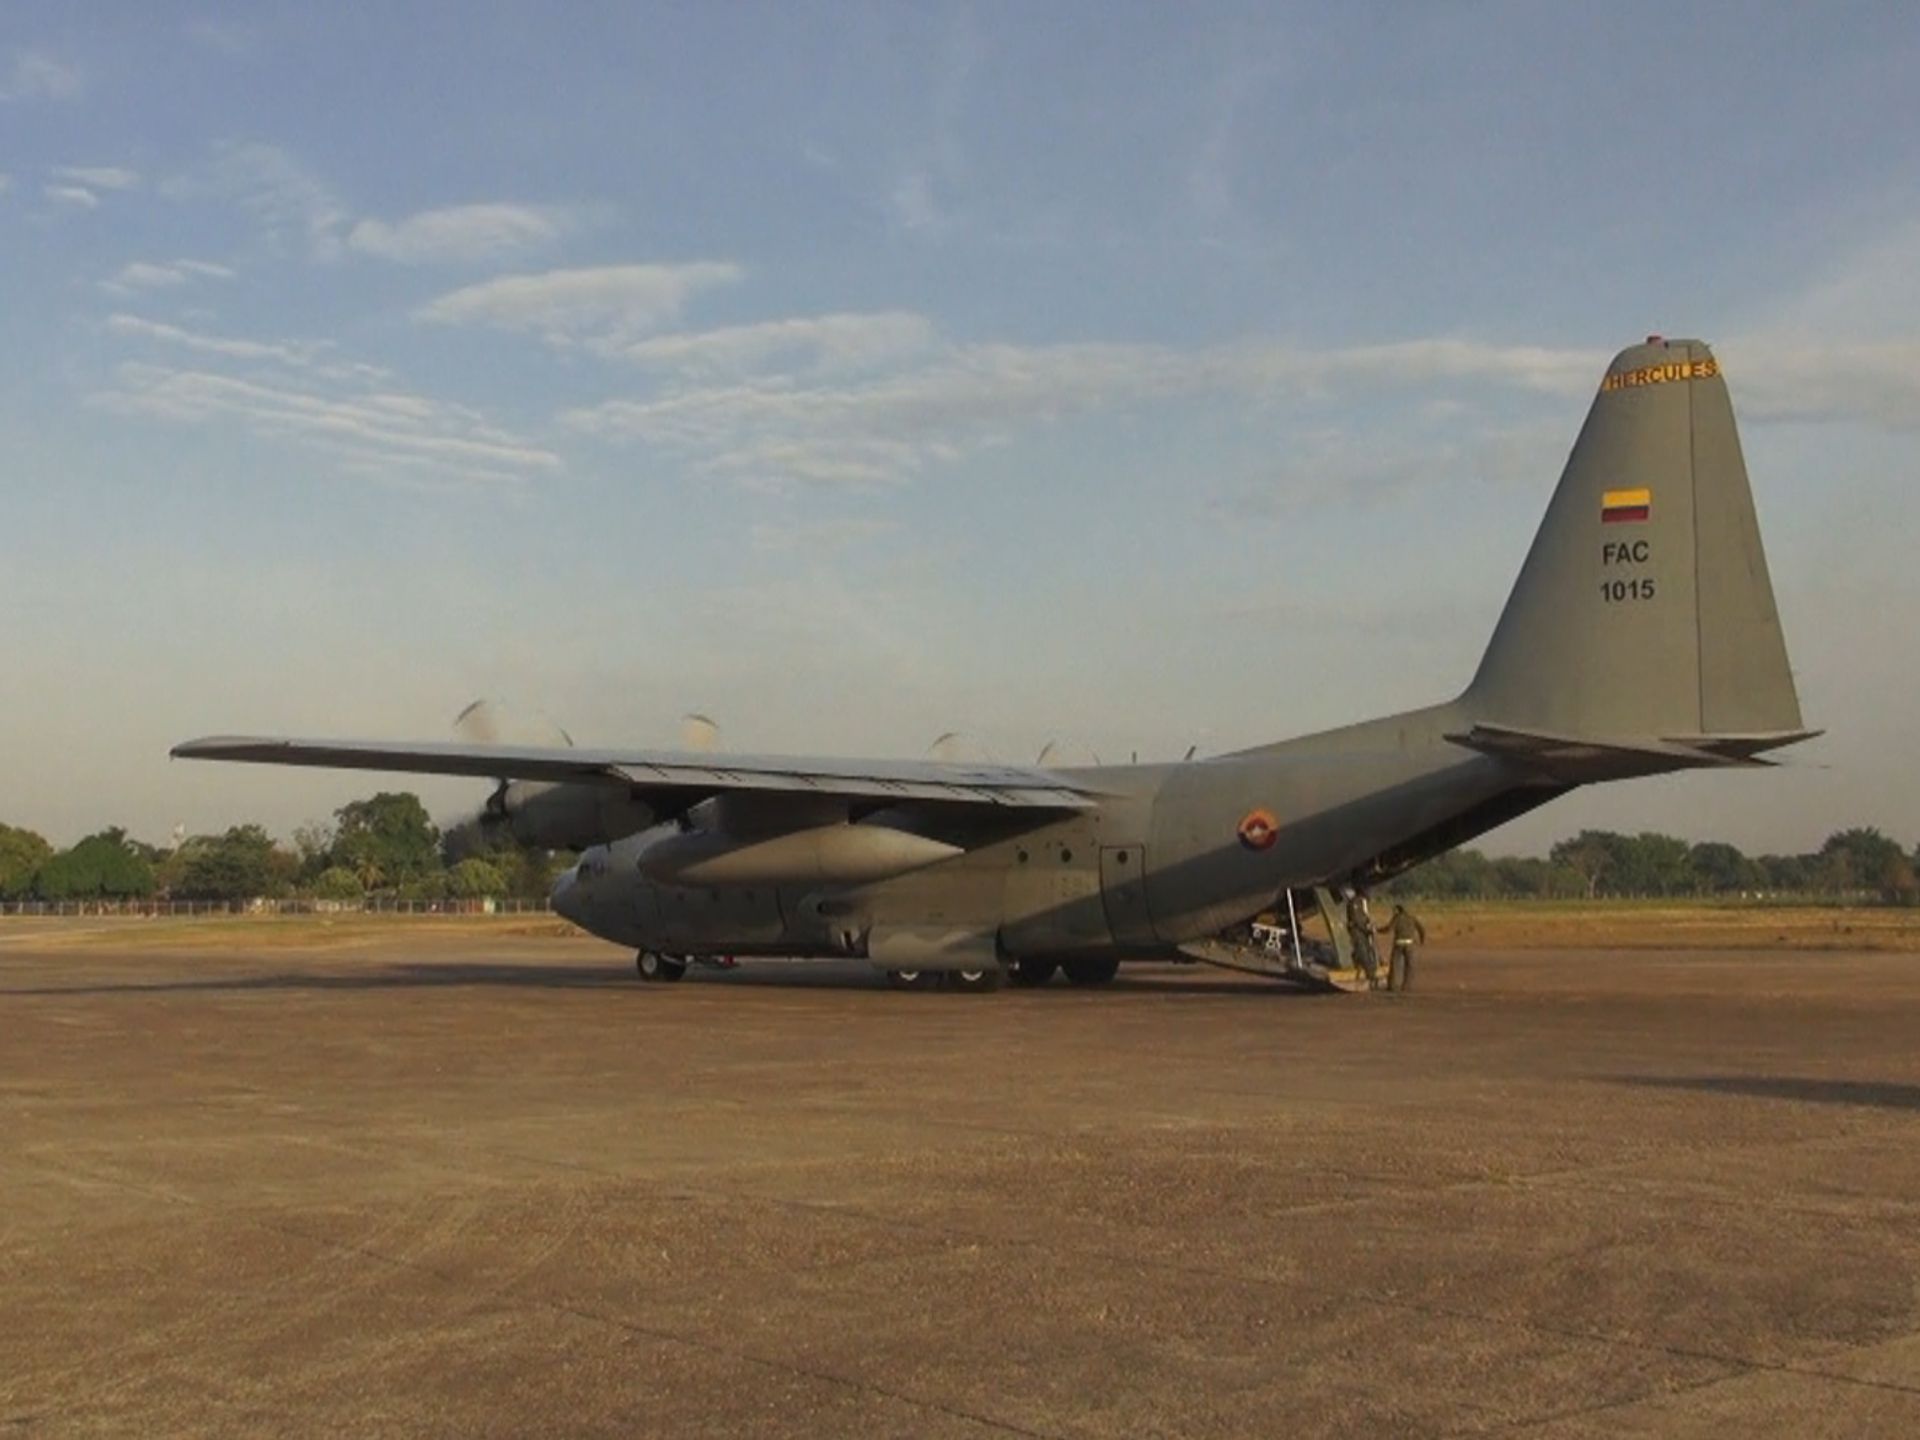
left=553, top=700, right=1540, bottom=964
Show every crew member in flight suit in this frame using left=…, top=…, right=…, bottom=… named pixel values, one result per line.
left=1381, top=903, right=1428, bottom=992
left=1344, top=888, right=1380, bottom=987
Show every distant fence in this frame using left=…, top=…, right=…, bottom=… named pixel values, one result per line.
left=0, top=898, right=554, bottom=918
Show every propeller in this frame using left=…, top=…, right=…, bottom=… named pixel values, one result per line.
left=449, top=701, right=710, bottom=853
left=445, top=699, right=577, bottom=855
left=927, top=731, right=997, bottom=764
left=679, top=712, right=721, bottom=753
left=453, top=698, right=574, bottom=750
left=1035, top=738, right=1101, bottom=767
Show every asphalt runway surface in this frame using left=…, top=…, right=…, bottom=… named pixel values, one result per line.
left=6, top=923, right=1920, bottom=1438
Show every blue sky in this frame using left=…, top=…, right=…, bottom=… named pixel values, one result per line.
left=2, top=3, right=1916, bottom=852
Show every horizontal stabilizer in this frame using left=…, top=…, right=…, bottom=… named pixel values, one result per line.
left=1445, top=722, right=1820, bottom=782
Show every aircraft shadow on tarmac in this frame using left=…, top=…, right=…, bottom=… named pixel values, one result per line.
left=0, top=963, right=631, bottom=997
left=3, top=959, right=1320, bottom=999
left=1609, top=1075, right=1920, bottom=1113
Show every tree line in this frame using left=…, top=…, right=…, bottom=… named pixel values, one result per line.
left=2, top=802, right=1915, bottom=907
left=1383, top=827, right=1920, bottom=904
left=0, top=793, right=573, bottom=904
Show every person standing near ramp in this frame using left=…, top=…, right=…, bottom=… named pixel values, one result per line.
left=1344, top=888, right=1381, bottom=988
left=1381, top=903, right=1427, bottom=992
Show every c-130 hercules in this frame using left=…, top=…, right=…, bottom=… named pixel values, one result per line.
left=177, top=339, right=1813, bottom=991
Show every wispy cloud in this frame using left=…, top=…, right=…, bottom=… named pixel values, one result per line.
left=102, top=311, right=390, bottom=384
left=95, top=315, right=557, bottom=487
left=1717, top=217, right=1920, bottom=429
left=749, top=517, right=901, bottom=553
left=43, top=184, right=99, bottom=210
left=104, top=313, right=317, bottom=367
left=347, top=203, right=569, bottom=264
left=175, top=143, right=567, bottom=269
left=97, top=364, right=561, bottom=488
left=98, top=259, right=235, bottom=295
left=415, top=262, right=742, bottom=349
left=53, top=164, right=139, bottom=191
left=0, top=50, right=81, bottom=102
left=619, top=312, right=935, bottom=375
left=1730, top=341, right=1920, bottom=432
left=1185, top=57, right=1284, bottom=243
left=1211, top=417, right=1571, bottom=521
left=882, top=9, right=981, bottom=239
left=186, top=19, right=258, bottom=58
left=562, top=335, right=1606, bottom=490
left=188, top=141, right=350, bottom=259
left=887, top=170, right=949, bottom=235
left=566, top=317, right=1920, bottom=492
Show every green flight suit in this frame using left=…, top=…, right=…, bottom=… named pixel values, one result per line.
left=1345, top=892, right=1380, bottom=983
left=1382, top=905, right=1427, bottom=992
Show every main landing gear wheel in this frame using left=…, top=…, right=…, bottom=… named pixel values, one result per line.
left=947, top=967, right=1003, bottom=994
left=636, top=951, right=688, bottom=984
left=885, top=969, right=942, bottom=991
left=1062, top=957, right=1120, bottom=986
left=1008, top=958, right=1058, bottom=988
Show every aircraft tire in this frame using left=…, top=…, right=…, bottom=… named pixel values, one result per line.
left=947, top=967, right=1003, bottom=994
left=1008, top=959, right=1058, bottom=987
left=885, top=969, right=942, bottom=991
left=636, top=952, right=688, bottom=984
left=1062, top=957, right=1121, bottom=986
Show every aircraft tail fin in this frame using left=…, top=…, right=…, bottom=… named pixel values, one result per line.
left=1463, top=338, right=1812, bottom=757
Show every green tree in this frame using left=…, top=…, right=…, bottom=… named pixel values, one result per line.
left=34, top=829, right=156, bottom=900
left=1688, top=841, right=1761, bottom=895
left=1875, top=850, right=1917, bottom=907
left=441, top=812, right=517, bottom=868
left=331, top=793, right=441, bottom=891
left=0, top=823, right=53, bottom=900
left=291, top=822, right=336, bottom=883
left=395, top=871, right=449, bottom=903
left=508, top=848, right=577, bottom=902
left=1491, top=856, right=1558, bottom=897
left=1550, top=831, right=1620, bottom=898
left=1758, top=853, right=1811, bottom=893
left=1816, top=829, right=1905, bottom=898
left=310, top=866, right=365, bottom=902
left=1608, top=833, right=1693, bottom=896
left=171, top=825, right=289, bottom=901
left=446, top=857, right=509, bottom=899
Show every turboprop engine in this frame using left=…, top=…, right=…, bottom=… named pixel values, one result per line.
left=485, top=780, right=659, bottom=851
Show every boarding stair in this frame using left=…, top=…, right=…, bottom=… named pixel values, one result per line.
left=1177, top=886, right=1375, bottom=993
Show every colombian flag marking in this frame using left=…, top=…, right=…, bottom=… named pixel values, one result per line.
left=1601, top=487, right=1651, bottom=524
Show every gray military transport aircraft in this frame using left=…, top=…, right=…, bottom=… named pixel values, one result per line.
left=176, top=338, right=1812, bottom=991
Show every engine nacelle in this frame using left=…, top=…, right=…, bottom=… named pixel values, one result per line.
left=491, top=781, right=657, bottom=850
left=635, top=822, right=961, bottom=886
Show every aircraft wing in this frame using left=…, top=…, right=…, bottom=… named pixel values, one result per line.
left=170, top=735, right=1099, bottom=811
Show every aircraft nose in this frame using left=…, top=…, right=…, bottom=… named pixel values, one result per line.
left=550, top=865, right=581, bottom=922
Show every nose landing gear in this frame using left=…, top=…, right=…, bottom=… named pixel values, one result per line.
left=636, top=951, right=688, bottom=983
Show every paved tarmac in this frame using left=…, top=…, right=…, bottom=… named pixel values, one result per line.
left=5, top=923, right=1920, bottom=1438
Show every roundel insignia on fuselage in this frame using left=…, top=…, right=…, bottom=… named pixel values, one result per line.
left=1237, top=808, right=1279, bottom=851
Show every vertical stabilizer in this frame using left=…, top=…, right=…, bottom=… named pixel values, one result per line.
left=1465, top=339, right=1805, bottom=745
